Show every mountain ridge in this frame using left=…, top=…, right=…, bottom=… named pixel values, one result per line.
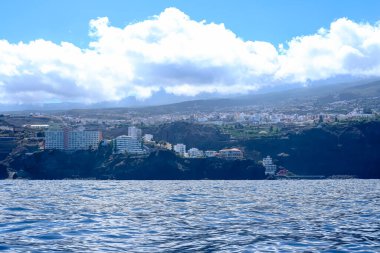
left=1, top=79, right=379, bottom=114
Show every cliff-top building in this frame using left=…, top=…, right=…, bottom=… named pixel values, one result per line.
left=173, top=143, right=186, bottom=157
left=143, top=134, right=154, bottom=142
left=205, top=150, right=217, bottom=157
left=263, top=155, right=277, bottom=175
left=114, top=135, right=144, bottom=154
left=44, top=128, right=102, bottom=151
left=219, top=148, right=243, bottom=159
left=188, top=148, right=204, bottom=158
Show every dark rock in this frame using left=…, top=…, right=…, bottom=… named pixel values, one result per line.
left=3, top=148, right=264, bottom=180
left=0, top=163, right=8, bottom=179
left=242, top=121, right=380, bottom=178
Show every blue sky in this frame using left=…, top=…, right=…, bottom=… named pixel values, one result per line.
left=2, top=0, right=379, bottom=47
left=0, top=0, right=380, bottom=105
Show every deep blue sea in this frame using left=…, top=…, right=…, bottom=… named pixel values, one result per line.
left=0, top=180, right=379, bottom=252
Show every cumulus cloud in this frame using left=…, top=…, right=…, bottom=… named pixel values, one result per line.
left=277, top=18, right=380, bottom=83
left=0, top=8, right=380, bottom=104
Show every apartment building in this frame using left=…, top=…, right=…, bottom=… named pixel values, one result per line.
left=114, top=135, right=144, bottom=154
left=44, top=129, right=102, bottom=151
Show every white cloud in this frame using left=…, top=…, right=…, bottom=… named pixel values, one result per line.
left=276, top=18, right=380, bottom=82
left=0, top=8, right=380, bottom=104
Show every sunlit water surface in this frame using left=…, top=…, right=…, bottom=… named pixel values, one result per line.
left=0, top=180, right=379, bottom=252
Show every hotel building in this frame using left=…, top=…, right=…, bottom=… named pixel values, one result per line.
left=44, top=129, right=102, bottom=151
left=114, top=135, right=144, bottom=154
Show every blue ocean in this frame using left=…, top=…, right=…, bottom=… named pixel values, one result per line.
left=1, top=180, right=379, bottom=252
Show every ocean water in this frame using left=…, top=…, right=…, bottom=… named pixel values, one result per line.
left=0, top=180, right=379, bottom=252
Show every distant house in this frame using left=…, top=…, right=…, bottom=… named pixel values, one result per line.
left=23, top=124, right=50, bottom=130
left=219, top=148, right=243, bottom=159
left=262, top=155, right=277, bottom=175
left=0, top=125, right=14, bottom=131
left=188, top=148, right=204, bottom=158
left=173, top=143, right=186, bottom=157
left=161, top=142, right=172, bottom=151
left=143, top=134, right=153, bottom=142
left=205, top=150, right=217, bottom=157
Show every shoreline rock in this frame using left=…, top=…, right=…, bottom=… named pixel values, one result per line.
left=1, top=149, right=265, bottom=180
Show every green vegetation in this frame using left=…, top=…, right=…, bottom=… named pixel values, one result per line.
left=220, top=124, right=291, bottom=140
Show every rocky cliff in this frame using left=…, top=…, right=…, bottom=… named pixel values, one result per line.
left=1, top=120, right=379, bottom=179
left=242, top=121, right=380, bottom=178
left=1, top=148, right=265, bottom=180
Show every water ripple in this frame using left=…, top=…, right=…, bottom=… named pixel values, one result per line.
left=0, top=180, right=379, bottom=252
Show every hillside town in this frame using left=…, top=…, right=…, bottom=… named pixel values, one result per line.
left=44, top=126, right=244, bottom=159
left=1, top=103, right=380, bottom=181
left=43, top=125, right=283, bottom=176
left=46, top=106, right=378, bottom=127
left=1, top=105, right=378, bottom=178
left=1, top=106, right=377, bottom=135
left=1, top=113, right=287, bottom=176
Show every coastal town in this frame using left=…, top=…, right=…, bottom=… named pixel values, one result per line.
left=43, top=125, right=244, bottom=159
left=1, top=104, right=378, bottom=179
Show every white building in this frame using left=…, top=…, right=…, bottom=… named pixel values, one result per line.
left=128, top=126, right=142, bottom=139
left=263, top=155, right=277, bottom=175
left=143, top=134, right=153, bottom=142
left=219, top=148, right=243, bottom=159
left=188, top=148, right=204, bottom=158
left=0, top=125, right=14, bottom=131
left=173, top=143, right=186, bottom=157
left=115, top=135, right=144, bottom=154
left=24, top=124, right=50, bottom=129
left=205, top=150, right=217, bottom=157
left=44, top=129, right=102, bottom=150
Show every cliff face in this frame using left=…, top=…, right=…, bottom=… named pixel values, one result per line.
left=3, top=149, right=265, bottom=180
left=1, top=120, right=379, bottom=179
left=141, top=120, right=380, bottom=178
left=242, top=121, right=380, bottom=178
left=5, top=149, right=99, bottom=179
left=99, top=151, right=265, bottom=180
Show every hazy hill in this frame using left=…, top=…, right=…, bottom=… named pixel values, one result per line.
left=3, top=79, right=379, bottom=115
left=123, top=79, right=380, bottom=114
